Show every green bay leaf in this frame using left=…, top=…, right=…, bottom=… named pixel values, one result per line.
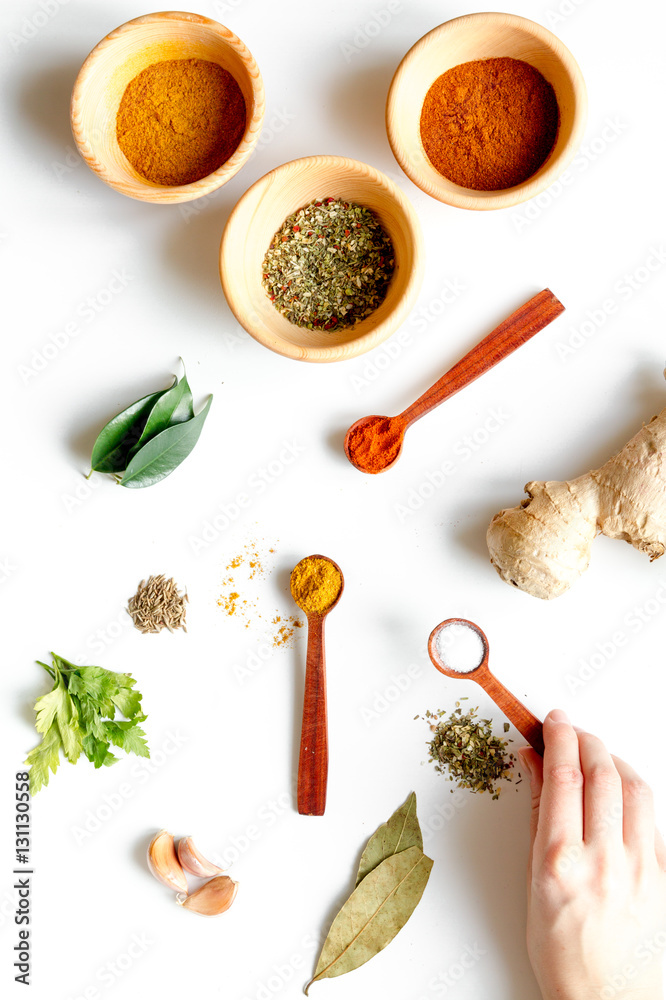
left=120, top=395, right=212, bottom=489
left=306, top=846, right=433, bottom=993
left=127, top=372, right=194, bottom=460
left=355, top=791, right=423, bottom=887
left=90, top=380, right=175, bottom=473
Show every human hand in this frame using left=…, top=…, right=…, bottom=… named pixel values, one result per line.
left=518, top=709, right=666, bottom=1000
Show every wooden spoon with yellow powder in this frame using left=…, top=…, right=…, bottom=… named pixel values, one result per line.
left=290, top=555, right=344, bottom=816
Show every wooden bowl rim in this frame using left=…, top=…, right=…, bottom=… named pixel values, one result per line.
left=70, top=10, right=265, bottom=204
left=219, top=154, right=425, bottom=363
left=386, top=11, right=588, bottom=211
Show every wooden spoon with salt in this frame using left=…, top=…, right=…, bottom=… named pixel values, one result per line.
left=344, top=288, right=564, bottom=474
left=291, top=555, right=344, bottom=816
left=428, top=618, right=544, bottom=755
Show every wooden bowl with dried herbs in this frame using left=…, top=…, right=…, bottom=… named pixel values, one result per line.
left=386, top=12, right=587, bottom=210
left=71, top=11, right=265, bottom=204
left=219, top=155, right=424, bottom=362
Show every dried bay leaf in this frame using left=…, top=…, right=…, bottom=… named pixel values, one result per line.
left=355, top=791, right=423, bottom=887
left=305, top=845, right=433, bottom=994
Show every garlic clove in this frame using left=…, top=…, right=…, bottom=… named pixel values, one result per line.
left=147, top=829, right=188, bottom=893
left=176, top=875, right=238, bottom=915
left=177, top=836, right=225, bottom=878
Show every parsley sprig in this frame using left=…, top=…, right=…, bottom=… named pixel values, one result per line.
left=25, top=653, right=150, bottom=794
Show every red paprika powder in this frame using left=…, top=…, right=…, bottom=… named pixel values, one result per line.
left=420, top=57, right=559, bottom=191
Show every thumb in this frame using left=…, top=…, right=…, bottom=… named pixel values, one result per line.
left=518, top=748, right=544, bottom=871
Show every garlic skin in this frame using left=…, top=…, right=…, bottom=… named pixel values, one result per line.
left=147, top=830, right=188, bottom=893
left=177, top=837, right=225, bottom=878
left=176, top=876, right=238, bottom=915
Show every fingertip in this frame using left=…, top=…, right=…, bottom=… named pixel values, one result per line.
left=546, top=708, right=571, bottom=725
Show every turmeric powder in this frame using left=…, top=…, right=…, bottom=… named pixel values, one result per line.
left=290, top=556, right=343, bottom=615
left=116, top=58, right=246, bottom=186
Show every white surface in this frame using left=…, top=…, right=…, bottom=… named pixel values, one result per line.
left=3, top=1, right=666, bottom=998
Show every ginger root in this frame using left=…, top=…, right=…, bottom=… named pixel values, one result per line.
left=487, top=401, right=666, bottom=599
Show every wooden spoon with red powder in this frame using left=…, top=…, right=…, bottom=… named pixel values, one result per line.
left=344, top=289, right=564, bottom=474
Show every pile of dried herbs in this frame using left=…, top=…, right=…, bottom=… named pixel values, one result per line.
left=422, top=702, right=517, bottom=800
left=261, top=197, right=395, bottom=330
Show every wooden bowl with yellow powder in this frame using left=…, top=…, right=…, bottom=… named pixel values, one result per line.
left=71, top=12, right=265, bottom=204
left=386, top=12, right=587, bottom=211
left=219, top=155, right=424, bottom=363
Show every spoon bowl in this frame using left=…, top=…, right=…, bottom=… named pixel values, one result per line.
left=343, top=415, right=406, bottom=474
left=428, top=618, right=544, bottom=755
left=428, top=618, right=489, bottom=677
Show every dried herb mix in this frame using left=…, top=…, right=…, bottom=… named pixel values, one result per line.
left=262, top=198, right=395, bottom=330
left=422, top=702, right=516, bottom=799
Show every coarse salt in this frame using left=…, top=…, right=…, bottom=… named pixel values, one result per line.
left=435, top=623, right=484, bottom=673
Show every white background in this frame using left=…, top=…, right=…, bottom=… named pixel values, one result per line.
left=3, top=0, right=666, bottom=998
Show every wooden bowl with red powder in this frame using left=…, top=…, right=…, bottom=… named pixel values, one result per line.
left=71, top=11, right=265, bottom=204
left=386, top=12, right=587, bottom=210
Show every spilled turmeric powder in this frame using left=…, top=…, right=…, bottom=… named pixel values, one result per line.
left=217, top=541, right=303, bottom=646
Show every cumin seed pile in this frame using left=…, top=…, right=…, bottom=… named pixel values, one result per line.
left=127, top=575, right=188, bottom=634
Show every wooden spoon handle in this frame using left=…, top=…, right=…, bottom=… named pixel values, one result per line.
left=297, top=615, right=328, bottom=815
left=400, top=289, right=564, bottom=426
left=475, top=671, right=544, bottom=756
